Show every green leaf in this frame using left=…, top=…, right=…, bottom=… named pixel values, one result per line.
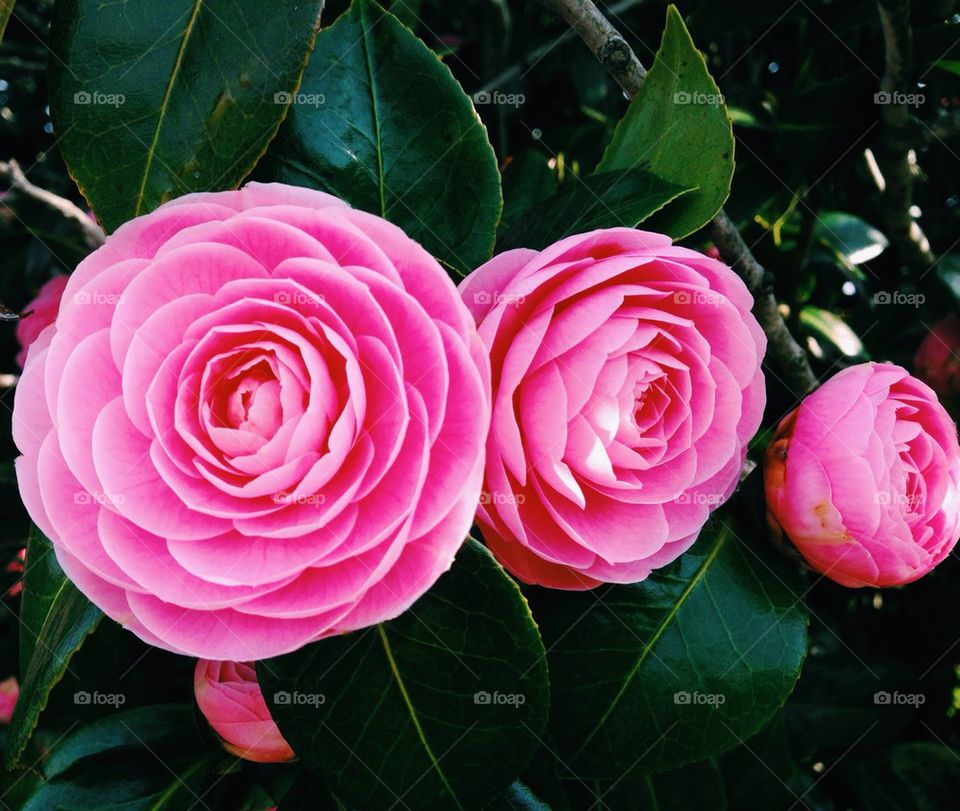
left=0, top=0, right=14, bottom=43
left=841, top=742, right=960, bottom=811
left=812, top=211, right=888, bottom=269
left=935, top=60, right=960, bottom=78
left=597, top=5, right=734, bottom=238
left=21, top=705, right=221, bottom=810
left=18, top=525, right=67, bottom=678
left=255, top=0, right=502, bottom=276
left=5, top=529, right=102, bottom=770
left=277, top=770, right=346, bottom=810
left=261, top=540, right=549, bottom=810
left=605, top=758, right=728, bottom=810
left=48, top=0, right=326, bottom=232
left=528, top=520, right=808, bottom=777
left=799, top=306, right=867, bottom=360
left=496, top=169, right=693, bottom=252
left=499, top=150, right=558, bottom=234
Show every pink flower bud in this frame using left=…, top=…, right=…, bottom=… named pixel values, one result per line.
left=0, top=677, right=18, bottom=724
left=764, top=362, right=960, bottom=587
left=194, top=659, right=294, bottom=763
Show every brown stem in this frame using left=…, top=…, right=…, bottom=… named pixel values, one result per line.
left=540, top=0, right=818, bottom=395
left=0, top=159, right=104, bottom=251
left=874, top=0, right=935, bottom=271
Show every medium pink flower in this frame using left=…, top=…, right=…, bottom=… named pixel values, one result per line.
left=460, top=228, right=766, bottom=588
left=194, top=659, right=293, bottom=763
left=13, top=182, right=490, bottom=659
left=16, top=275, right=69, bottom=369
left=764, top=362, right=960, bottom=587
left=914, top=314, right=960, bottom=401
left=0, top=677, right=18, bottom=724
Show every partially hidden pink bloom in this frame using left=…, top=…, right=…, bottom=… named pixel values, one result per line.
left=194, top=660, right=293, bottom=763
left=764, top=362, right=960, bottom=587
left=13, top=182, right=491, bottom=659
left=0, top=677, right=18, bottom=724
left=914, top=314, right=960, bottom=402
left=16, top=275, right=69, bottom=368
left=460, top=228, right=766, bottom=589
left=5, top=548, right=25, bottom=598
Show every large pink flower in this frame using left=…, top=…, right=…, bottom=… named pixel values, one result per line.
left=13, top=182, right=490, bottom=659
left=194, top=659, right=293, bottom=763
left=460, top=228, right=766, bottom=589
left=764, top=362, right=960, bottom=587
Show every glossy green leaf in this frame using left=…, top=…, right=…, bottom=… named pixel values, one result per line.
left=5, top=529, right=102, bottom=770
left=812, top=211, right=888, bottom=267
left=48, top=0, right=325, bottom=232
left=496, top=168, right=693, bottom=251
left=598, top=5, right=734, bottom=238
left=529, top=521, right=808, bottom=777
left=261, top=540, right=549, bottom=810
left=22, top=705, right=220, bottom=810
left=255, top=0, right=502, bottom=276
left=800, top=306, right=867, bottom=360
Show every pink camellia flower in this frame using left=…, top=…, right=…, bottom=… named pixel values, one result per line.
left=460, top=228, right=766, bottom=588
left=13, top=182, right=490, bottom=659
left=16, top=274, right=69, bottom=368
left=764, top=362, right=960, bottom=587
left=194, top=659, right=293, bottom=763
left=914, top=314, right=960, bottom=401
left=0, top=677, right=18, bottom=724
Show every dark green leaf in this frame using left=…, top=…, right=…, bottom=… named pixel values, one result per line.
left=812, top=211, right=888, bottom=269
left=496, top=169, right=693, bottom=251
left=22, top=705, right=220, bottom=810
left=255, top=0, right=502, bottom=276
left=277, top=769, right=345, bottom=811
left=261, top=540, right=549, bottom=810
left=841, top=742, right=960, bottom=811
left=5, top=529, right=102, bottom=770
left=598, top=5, right=734, bottom=238
left=499, top=150, right=558, bottom=234
left=605, top=758, right=727, bottom=810
left=48, top=0, right=325, bottom=232
left=529, top=521, right=808, bottom=777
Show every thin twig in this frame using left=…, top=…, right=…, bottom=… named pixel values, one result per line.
left=540, top=0, right=818, bottom=395
left=0, top=159, right=105, bottom=251
left=874, top=0, right=935, bottom=271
